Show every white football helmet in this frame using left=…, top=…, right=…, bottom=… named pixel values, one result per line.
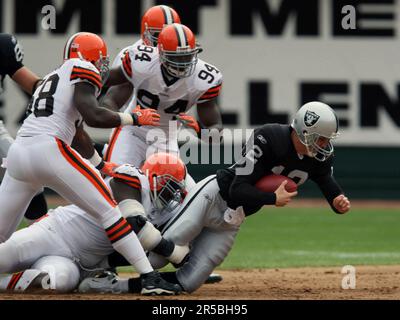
left=291, top=101, right=339, bottom=161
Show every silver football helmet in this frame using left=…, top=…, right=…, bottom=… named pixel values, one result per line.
left=291, top=101, right=339, bottom=161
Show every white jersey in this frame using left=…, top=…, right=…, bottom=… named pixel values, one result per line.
left=120, top=42, right=223, bottom=142
left=46, top=164, right=179, bottom=266
left=111, top=40, right=142, bottom=112
left=18, top=58, right=102, bottom=145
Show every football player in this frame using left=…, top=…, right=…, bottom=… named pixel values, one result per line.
left=0, top=153, right=190, bottom=293
left=79, top=101, right=351, bottom=294
left=0, top=33, right=48, bottom=224
left=0, top=32, right=180, bottom=295
left=101, top=5, right=181, bottom=115
left=102, top=23, right=223, bottom=188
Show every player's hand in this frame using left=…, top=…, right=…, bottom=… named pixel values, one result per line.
left=274, top=180, right=298, bottom=207
left=99, top=161, right=119, bottom=177
left=176, top=113, right=201, bottom=134
left=333, top=194, right=351, bottom=214
left=131, top=105, right=160, bottom=126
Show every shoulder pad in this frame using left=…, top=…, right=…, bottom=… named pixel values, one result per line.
left=114, top=164, right=142, bottom=177
left=195, top=60, right=223, bottom=103
left=113, top=164, right=143, bottom=190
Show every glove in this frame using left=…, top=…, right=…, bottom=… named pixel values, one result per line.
left=96, top=161, right=119, bottom=177
left=131, top=105, right=160, bottom=126
left=176, top=113, right=201, bottom=134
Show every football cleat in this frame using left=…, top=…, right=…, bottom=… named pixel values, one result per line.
left=140, top=270, right=182, bottom=296
left=78, top=271, right=121, bottom=294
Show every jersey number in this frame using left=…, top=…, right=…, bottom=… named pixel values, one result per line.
left=135, top=45, right=153, bottom=62
left=198, top=64, right=220, bottom=84
left=271, top=166, right=308, bottom=185
left=137, top=89, right=188, bottom=114
left=27, top=74, right=59, bottom=118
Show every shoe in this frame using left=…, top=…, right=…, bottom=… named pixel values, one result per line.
left=204, top=273, right=223, bottom=284
left=140, top=271, right=182, bottom=296
left=78, top=271, right=121, bottom=294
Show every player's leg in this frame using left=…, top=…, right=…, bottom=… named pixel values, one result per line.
left=0, top=121, right=48, bottom=223
left=0, top=216, right=75, bottom=292
left=175, top=227, right=238, bottom=293
left=147, top=175, right=219, bottom=268
left=41, top=138, right=181, bottom=294
left=31, top=256, right=81, bottom=293
left=103, top=127, right=147, bottom=167
left=0, top=172, right=40, bottom=242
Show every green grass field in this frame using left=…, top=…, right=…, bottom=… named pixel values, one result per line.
left=219, top=206, right=400, bottom=269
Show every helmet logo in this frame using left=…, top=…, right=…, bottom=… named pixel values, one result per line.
left=304, top=110, right=320, bottom=127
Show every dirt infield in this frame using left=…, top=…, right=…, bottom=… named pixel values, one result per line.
left=1, top=265, right=399, bottom=300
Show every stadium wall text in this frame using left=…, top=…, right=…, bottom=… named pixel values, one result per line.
left=0, top=0, right=399, bottom=146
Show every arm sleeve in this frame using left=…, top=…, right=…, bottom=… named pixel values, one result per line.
left=197, top=82, right=222, bottom=104
left=228, top=130, right=277, bottom=210
left=120, top=50, right=133, bottom=81
left=311, top=164, right=344, bottom=213
left=70, top=61, right=103, bottom=95
left=3, top=35, right=24, bottom=77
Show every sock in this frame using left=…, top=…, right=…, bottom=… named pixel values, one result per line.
left=127, top=277, right=142, bottom=293
left=116, top=279, right=130, bottom=293
left=103, top=213, right=153, bottom=274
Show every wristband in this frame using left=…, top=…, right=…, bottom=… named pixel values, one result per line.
left=118, top=112, right=134, bottom=126
left=88, top=151, right=104, bottom=169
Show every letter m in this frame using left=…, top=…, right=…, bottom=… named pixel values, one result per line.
left=230, top=0, right=319, bottom=36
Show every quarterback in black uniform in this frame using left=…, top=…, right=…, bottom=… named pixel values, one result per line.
left=218, top=101, right=350, bottom=215
left=0, top=33, right=48, bottom=222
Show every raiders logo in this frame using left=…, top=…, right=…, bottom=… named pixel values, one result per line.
left=304, top=110, right=320, bottom=127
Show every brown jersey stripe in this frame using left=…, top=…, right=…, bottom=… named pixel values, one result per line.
left=56, top=139, right=116, bottom=207
left=118, top=180, right=142, bottom=190
left=122, top=52, right=132, bottom=78
left=104, top=127, right=122, bottom=161
left=72, top=66, right=101, bottom=77
left=71, top=70, right=102, bottom=84
left=70, top=73, right=102, bottom=90
left=205, top=84, right=222, bottom=93
left=199, top=92, right=220, bottom=100
left=113, top=173, right=141, bottom=187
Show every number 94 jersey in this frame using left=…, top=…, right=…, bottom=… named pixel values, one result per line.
left=120, top=43, right=223, bottom=140
left=18, top=59, right=102, bottom=145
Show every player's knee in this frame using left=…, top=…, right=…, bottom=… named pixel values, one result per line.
left=54, top=271, right=79, bottom=293
left=177, top=264, right=213, bottom=293
left=32, top=256, right=80, bottom=293
left=0, top=243, right=18, bottom=272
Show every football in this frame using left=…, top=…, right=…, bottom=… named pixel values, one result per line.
left=255, top=174, right=297, bottom=193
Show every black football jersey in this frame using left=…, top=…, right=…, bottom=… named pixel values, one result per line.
left=0, top=33, right=24, bottom=93
left=217, top=124, right=343, bottom=215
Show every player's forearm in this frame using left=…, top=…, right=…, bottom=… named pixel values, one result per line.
left=229, top=178, right=276, bottom=208
left=313, top=174, right=343, bottom=213
left=11, top=66, right=40, bottom=94
left=83, top=107, right=122, bottom=128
